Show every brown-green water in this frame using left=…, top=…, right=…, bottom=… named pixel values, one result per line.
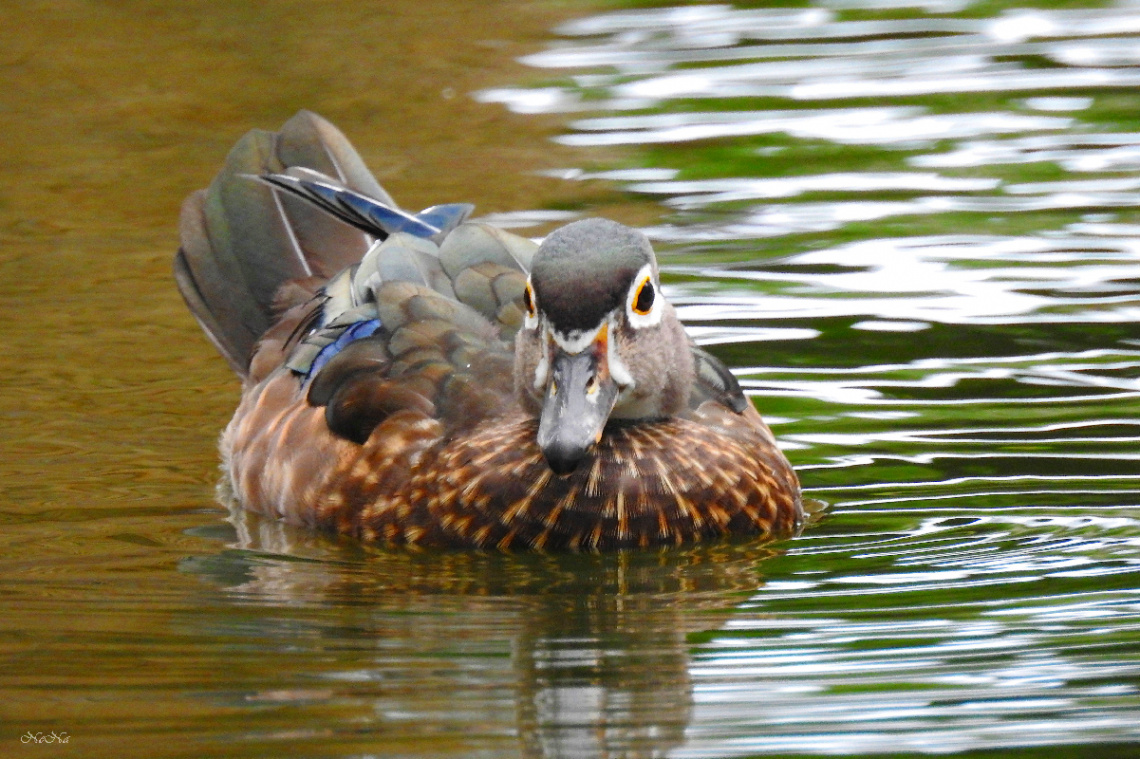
left=4, top=0, right=1140, bottom=756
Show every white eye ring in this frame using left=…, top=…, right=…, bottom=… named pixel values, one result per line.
left=626, top=263, right=662, bottom=328
left=631, top=277, right=654, bottom=316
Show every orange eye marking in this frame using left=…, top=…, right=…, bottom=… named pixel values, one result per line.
left=632, top=277, right=655, bottom=315
left=523, top=283, right=536, bottom=317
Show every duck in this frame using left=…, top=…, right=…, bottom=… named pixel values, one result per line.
left=174, top=110, right=802, bottom=550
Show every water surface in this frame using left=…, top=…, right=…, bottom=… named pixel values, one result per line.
left=3, top=0, right=1140, bottom=756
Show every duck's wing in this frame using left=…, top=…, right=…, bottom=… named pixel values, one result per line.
left=435, top=223, right=536, bottom=341
left=689, top=345, right=749, bottom=414
left=176, top=109, right=539, bottom=380
left=279, top=222, right=539, bottom=443
left=296, top=278, right=518, bottom=443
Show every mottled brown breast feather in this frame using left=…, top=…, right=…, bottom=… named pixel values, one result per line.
left=281, top=409, right=804, bottom=550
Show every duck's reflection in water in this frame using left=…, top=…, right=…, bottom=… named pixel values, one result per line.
left=186, top=504, right=787, bottom=758
left=513, top=586, right=695, bottom=757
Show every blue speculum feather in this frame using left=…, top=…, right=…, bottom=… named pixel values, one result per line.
left=291, top=177, right=344, bottom=211
left=256, top=172, right=473, bottom=241
left=307, top=319, right=382, bottom=379
left=335, top=192, right=440, bottom=238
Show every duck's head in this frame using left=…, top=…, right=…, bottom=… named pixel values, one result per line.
left=514, top=219, right=695, bottom=475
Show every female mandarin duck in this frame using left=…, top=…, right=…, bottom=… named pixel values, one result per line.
left=175, top=111, right=802, bottom=550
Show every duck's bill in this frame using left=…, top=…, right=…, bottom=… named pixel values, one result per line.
left=536, top=343, right=620, bottom=475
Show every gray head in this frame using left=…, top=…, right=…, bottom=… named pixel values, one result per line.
left=514, top=219, right=695, bottom=474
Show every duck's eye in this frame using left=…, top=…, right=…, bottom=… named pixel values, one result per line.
left=632, top=277, right=655, bottom=315
left=523, top=283, right=536, bottom=317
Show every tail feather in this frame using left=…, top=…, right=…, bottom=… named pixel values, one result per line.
left=275, top=111, right=389, bottom=276
left=277, top=110, right=395, bottom=208
left=173, top=243, right=249, bottom=376
left=175, top=111, right=388, bottom=378
left=177, top=189, right=269, bottom=375
left=204, top=128, right=312, bottom=319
